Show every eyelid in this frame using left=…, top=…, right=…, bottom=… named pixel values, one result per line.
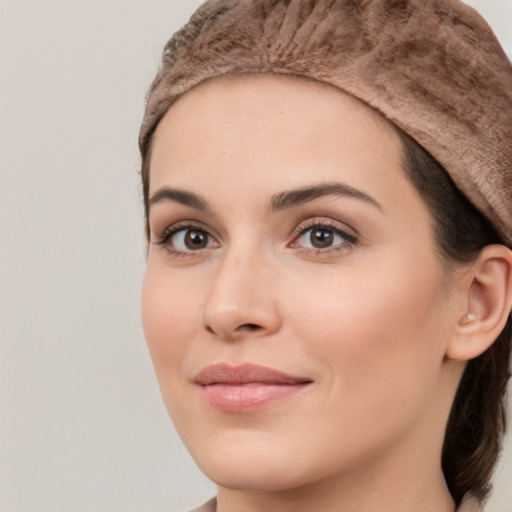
left=292, top=217, right=357, bottom=241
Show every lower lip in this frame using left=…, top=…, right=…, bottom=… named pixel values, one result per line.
left=200, top=383, right=311, bottom=413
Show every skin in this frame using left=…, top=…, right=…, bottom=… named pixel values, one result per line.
left=142, top=74, right=489, bottom=512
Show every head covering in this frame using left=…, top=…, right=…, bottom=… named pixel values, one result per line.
left=139, top=0, right=512, bottom=245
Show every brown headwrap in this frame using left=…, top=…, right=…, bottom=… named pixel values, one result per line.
left=139, top=0, right=512, bottom=245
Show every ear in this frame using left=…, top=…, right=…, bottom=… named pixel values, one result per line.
left=446, top=245, right=512, bottom=361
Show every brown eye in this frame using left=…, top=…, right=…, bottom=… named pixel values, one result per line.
left=184, top=229, right=209, bottom=250
left=293, top=223, right=357, bottom=252
left=166, top=227, right=218, bottom=253
left=310, top=228, right=334, bottom=248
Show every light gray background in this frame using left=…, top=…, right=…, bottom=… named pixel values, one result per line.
left=1, top=1, right=511, bottom=511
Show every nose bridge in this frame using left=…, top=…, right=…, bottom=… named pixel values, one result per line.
left=203, top=239, right=280, bottom=340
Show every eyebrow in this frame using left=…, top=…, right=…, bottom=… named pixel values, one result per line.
left=148, top=182, right=383, bottom=213
left=269, top=182, right=383, bottom=213
left=149, top=187, right=210, bottom=211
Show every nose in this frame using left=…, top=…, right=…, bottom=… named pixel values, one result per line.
left=203, top=247, right=281, bottom=341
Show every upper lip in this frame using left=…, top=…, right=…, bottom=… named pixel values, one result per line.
left=194, top=362, right=313, bottom=386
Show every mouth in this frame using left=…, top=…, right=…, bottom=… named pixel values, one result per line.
left=194, top=362, right=313, bottom=413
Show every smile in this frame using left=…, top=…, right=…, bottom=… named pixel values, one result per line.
left=194, top=362, right=313, bottom=413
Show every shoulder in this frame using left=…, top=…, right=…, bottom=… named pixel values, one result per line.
left=188, top=497, right=217, bottom=512
left=457, top=493, right=484, bottom=512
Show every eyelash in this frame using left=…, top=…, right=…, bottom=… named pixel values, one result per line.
left=152, top=218, right=358, bottom=257
left=292, top=219, right=358, bottom=255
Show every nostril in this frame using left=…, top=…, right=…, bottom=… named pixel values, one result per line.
left=239, top=323, right=262, bottom=331
left=204, top=322, right=262, bottom=337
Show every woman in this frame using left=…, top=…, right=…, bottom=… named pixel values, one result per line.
left=138, top=1, right=512, bottom=511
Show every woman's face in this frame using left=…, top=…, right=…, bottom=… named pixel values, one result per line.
left=142, top=75, right=461, bottom=492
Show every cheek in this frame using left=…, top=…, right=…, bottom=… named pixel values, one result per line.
left=285, top=249, right=448, bottom=410
left=141, top=261, right=200, bottom=376
left=262, top=253, right=451, bottom=477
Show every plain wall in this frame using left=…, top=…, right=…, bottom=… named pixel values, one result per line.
left=1, top=1, right=511, bottom=511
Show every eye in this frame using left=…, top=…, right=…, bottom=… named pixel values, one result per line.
left=153, top=223, right=219, bottom=255
left=173, top=228, right=214, bottom=251
left=291, top=221, right=357, bottom=253
left=300, top=227, right=340, bottom=249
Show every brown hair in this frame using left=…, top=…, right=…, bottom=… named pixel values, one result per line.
left=399, top=130, right=511, bottom=505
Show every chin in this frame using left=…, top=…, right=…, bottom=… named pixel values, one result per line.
left=183, top=427, right=316, bottom=492
left=201, top=458, right=310, bottom=493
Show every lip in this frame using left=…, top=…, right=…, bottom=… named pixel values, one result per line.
left=194, top=362, right=313, bottom=413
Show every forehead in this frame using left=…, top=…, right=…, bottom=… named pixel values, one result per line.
left=153, top=73, right=398, bottom=149
left=149, top=73, right=405, bottom=196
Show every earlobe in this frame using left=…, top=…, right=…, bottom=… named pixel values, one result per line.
left=446, top=245, right=512, bottom=361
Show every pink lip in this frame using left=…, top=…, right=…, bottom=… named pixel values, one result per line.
left=194, top=363, right=313, bottom=413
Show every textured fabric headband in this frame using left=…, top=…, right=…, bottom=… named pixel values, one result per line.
left=139, top=0, right=512, bottom=245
